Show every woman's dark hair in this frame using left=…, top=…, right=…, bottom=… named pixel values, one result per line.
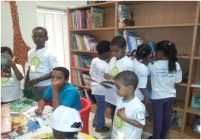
left=111, top=36, right=126, bottom=49
left=96, top=40, right=111, bottom=54
left=131, top=44, right=152, bottom=60
left=52, top=67, right=69, bottom=80
left=156, top=40, right=177, bottom=73
left=1, top=46, right=13, bottom=56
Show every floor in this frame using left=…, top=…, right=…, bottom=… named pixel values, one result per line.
left=88, top=112, right=152, bottom=139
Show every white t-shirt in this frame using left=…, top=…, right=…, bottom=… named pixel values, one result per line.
left=89, top=57, right=114, bottom=96
left=1, top=64, right=24, bottom=102
left=105, top=56, right=134, bottom=77
left=112, top=97, right=146, bottom=139
left=148, top=60, right=182, bottom=99
left=132, top=58, right=149, bottom=101
left=105, top=56, right=134, bottom=105
left=28, top=47, right=59, bottom=87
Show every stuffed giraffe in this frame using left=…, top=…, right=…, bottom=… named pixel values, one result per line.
left=9, top=1, right=31, bottom=70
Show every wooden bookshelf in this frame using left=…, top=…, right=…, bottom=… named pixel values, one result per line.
left=70, top=27, right=115, bottom=32
left=117, top=23, right=195, bottom=30
left=186, top=107, right=200, bottom=115
left=67, top=1, right=200, bottom=139
left=71, top=67, right=90, bottom=72
left=72, top=84, right=91, bottom=90
left=71, top=50, right=97, bottom=54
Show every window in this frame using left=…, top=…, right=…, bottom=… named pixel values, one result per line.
left=37, top=8, right=70, bottom=70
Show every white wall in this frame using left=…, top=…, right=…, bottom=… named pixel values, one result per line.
left=1, top=1, right=37, bottom=49
left=1, top=1, right=87, bottom=50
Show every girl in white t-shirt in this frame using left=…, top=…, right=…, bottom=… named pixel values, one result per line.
left=89, top=40, right=111, bottom=132
left=148, top=40, right=182, bottom=139
left=1, top=47, right=24, bottom=103
left=130, top=44, right=152, bottom=104
left=104, top=36, right=134, bottom=122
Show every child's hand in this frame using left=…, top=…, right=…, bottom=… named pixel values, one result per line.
left=143, top=97, right=150, bottom=105
left=117, top=108, right=127, bottom=121
left=35, top=108, right=43, bottom=116
left=52, top=80, right=63, bottom=91
left=6, top=59, right=16, bottom=68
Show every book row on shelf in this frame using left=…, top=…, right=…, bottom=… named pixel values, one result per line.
left=70, top=7, right=104, bottom=29
left=71, top=54, right=91, bottom=69
left=72, top=33, right=97, bottom=51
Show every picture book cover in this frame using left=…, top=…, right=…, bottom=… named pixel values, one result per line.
left=1, top=54, right=12, bottom=78
left=8, top=114, right=41, bottom=138
left=91, top=7, right=104, bottom=28
left=8, top=99, right=37, bottom=114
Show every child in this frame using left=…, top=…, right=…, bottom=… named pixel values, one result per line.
left=112, top=71, right=146, bottom=139
left=131, top=44, right=152, bottom=104
left=35, top=67, right=81, bottom=115
left=25, top=27, right=59, bottom=101
left=104, top=36, right=134, bottom=120
left=89, top=40, right=111, bottom=132
left=148, top=40, right=182, bottom=139
left=1, top=47, right=24, bottom=103
left=51, top=105, right=83, bottom=139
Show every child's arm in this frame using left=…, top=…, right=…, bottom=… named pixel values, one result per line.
left=7, top=60, right=23, bottom=80
left=139, top=88, right=149, bottom=104
left=35, top=99, right=46, bottom=115
left=52, top=80, right=63, bottom=110
left=29, top=72, right=51, bottom=87
left=117, top=108, right=144, bottom=128
left=104, top=73, right=113, bottom=80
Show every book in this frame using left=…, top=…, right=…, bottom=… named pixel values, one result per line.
left=8, top=99, right=37, bottom=114
left=71, top=54, right=92, bottom=69
left=8, top=114, right=41, bottom=138
left=83, top=77, right=115, bottom=88
left=191, top=88, right=200, bottom=108
left=121, top=30, right=143, bottom=53
left=1, top=54, right=12, bottom=77
left=91, top=7, right=104, bottom=28
left=118, top=5, right=132, bottom=27
left=1, top=104, right=12, bottom=134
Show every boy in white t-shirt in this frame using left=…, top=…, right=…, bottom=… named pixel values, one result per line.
left=25, top=27, right=59, bottom=101
left=112, top=71, right=146, bottom=139
left=131, top=44, right=152, bottom=104
left=89, top=40, right=112, bottom=132
left=51, top=105, right=83, bottom=139
left=104, top=36, right=134, bottom=121
left=1, top=47, right=24, bottom=103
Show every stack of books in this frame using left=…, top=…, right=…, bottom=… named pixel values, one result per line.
left=72, top=33, right=97, bottom=51
left=70, top=7, right=104, bottom=29
left=71, top=70, right=83, bottom=86
left=70, top=10, right=86, bottom=29
left=119, top=30, right=143, bottom=53
left=118, top=5, right=132, bottom=27
left=71, top=54, right=92, bottom=69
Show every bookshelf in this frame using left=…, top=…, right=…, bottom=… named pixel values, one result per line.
left=67, top=1, right=200, bottom=139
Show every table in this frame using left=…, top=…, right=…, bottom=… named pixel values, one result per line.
left=1, top=99, right=95, bottom=139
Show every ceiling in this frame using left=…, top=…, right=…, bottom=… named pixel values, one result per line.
left=36, top=1, right=87, bottom=10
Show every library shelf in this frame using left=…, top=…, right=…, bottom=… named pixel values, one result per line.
left=70, top=27, right=115, bottom=32
left=71, top=67, right=90, bottom=72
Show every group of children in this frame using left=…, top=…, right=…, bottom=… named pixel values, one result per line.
left=1, top=26, right=182, bottom=139
left=1, top=27, right=82, bottom=139
left=90, top=36, right=182, bottom=139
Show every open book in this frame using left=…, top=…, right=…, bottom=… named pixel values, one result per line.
left=8, top=99, right=37, bottom=114
left=83, top=77, right=115, bottom=88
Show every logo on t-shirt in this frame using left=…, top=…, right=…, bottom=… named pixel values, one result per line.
left=114, top=115, right=126, bottom=129
left=30, top=57, right=41, bottom=72
left=111, top=66, right=118, bottom=77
